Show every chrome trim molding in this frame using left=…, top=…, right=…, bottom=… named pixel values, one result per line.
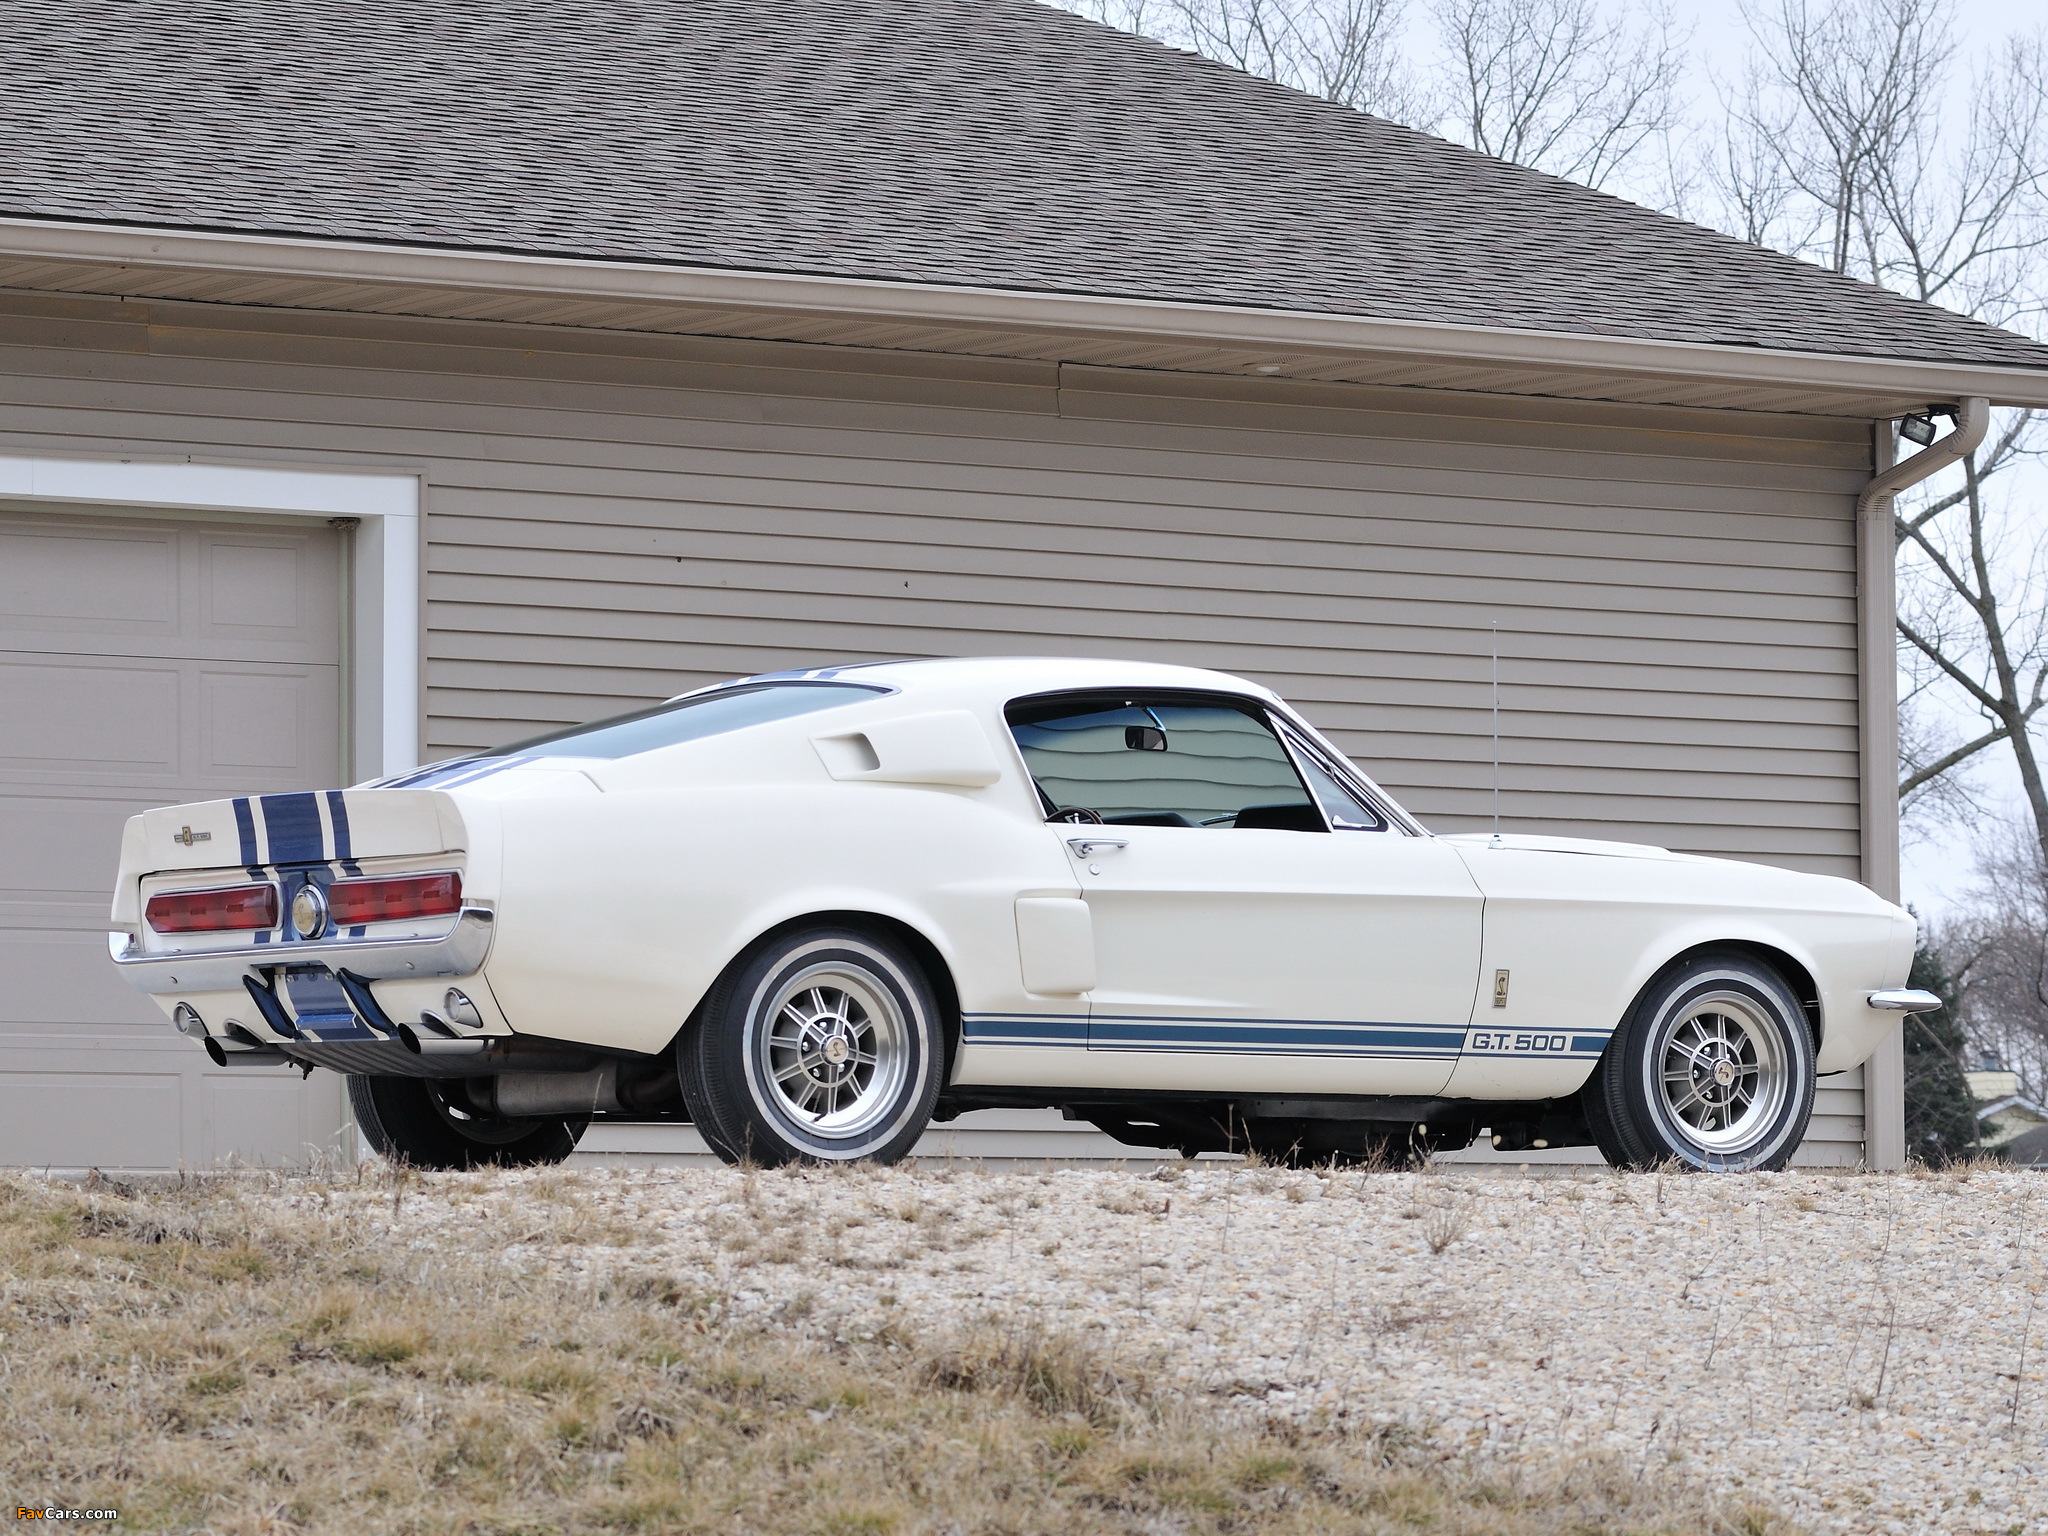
left=109, top=907, right=495, bottom=995
left=1867, top=989, right=1943, bottom=1012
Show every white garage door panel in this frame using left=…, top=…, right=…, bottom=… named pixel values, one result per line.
left=0, top=654, right=338, bottom=792
left=0, top=790, right=158, bottom=911
left=201, top=666, right=339, bottom=777
left=0, top=516, right=338, bottom=663
left=0, top=657, right=179, bottom=775
left=0, top=930, right=160, bottom=1029
left=205, top=1072, right=346, bottom=1166
left=0, top=510, right=347, bottom=1169
left=0, top=1072, right=182, bottom=1169
left=0, top=522, right=179, bottom=644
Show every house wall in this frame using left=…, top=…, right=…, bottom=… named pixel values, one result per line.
left=0, top=291, right=1875, bottom=1164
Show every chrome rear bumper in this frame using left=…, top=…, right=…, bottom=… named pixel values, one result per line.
left=109, top=908, right=495, bottom=995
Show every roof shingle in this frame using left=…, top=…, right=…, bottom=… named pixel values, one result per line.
left=4, top=0, right=2045, bottom=372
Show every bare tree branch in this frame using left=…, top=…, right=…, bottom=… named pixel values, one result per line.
left=1898, top=613, right=2006, bottom=716
left=1703, top=2, right=2048, bottom=833
left=1059, top=0, right=1685, bottom=192
left=1899, top=410, right=2036, bottom=535
left=1061, top=0, right=1426, bottom=121
left=1062, top=0, right=2048, bottom=841
left=1900, top=722, right=2011, bottom=799
left=1428, top=0, right=1687, bottom=189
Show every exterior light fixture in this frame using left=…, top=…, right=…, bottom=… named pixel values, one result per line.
left=1900, top=412, right=1939, bottom=446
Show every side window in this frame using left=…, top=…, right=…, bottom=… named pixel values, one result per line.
left=1288, top=740, right=1391, bottom=832
left=1007, top=695, right=1324, bottom=831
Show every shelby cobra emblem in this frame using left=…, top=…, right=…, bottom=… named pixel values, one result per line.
left=108, top=657, right=1934, bottom=1172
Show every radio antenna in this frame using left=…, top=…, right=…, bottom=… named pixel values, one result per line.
left=1490, top=622, right=1501, bottom=847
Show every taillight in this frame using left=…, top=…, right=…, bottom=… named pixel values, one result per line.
left=145, top=884, right=279, bottom=933
left=327, top=872, right=463, bottom=925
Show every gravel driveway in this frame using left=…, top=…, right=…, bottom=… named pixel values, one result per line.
left=350, top=1161, right=2044, bottom=1535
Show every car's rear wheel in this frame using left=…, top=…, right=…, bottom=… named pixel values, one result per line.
left=348, top=1075, right=585, bottom=1170
left=1585, top=951, right=1815, bottom=1171
left=680, top=926, right=943, bottom=1165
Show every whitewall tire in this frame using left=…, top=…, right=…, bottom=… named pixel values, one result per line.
left=680, top=926, right=943, bottom=1166
left=1586, top=952, right=1816, bottom=1172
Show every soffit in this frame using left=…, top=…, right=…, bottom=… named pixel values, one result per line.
left=3, top=230, right=2045, bottom=421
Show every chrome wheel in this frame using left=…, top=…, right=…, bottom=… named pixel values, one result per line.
left=1650, top=989, right=1792, bottom=1158
left=1590, top=955, right=1815, bottom=1173
left=753, top=963, right=911, bottom=1142
left=687, top=927, right=944, bottom=1167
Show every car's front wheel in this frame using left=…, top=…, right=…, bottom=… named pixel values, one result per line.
left=1585, top=951, right=1815, bottom=1171
left=680, top=926, right=943, bottom=1165
left=348, top=1075, right=585, bottom=1170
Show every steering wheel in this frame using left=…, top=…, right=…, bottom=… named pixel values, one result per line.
left=1047, top=806, right=1105, bottom=824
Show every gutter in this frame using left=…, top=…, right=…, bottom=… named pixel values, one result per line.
left=1856, top=397, right=1990, bottom=517
left=5, top=217, right=2048, bottom=408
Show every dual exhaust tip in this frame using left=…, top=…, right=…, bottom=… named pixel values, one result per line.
left=181, top=996, right=635, bottom=1116
left=185, top=986, right=492, bottom=1065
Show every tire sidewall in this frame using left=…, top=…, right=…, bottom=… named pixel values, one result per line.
left=348, top=1074, right=585, bottom=1170
left=700, top=929, right=942, bottom=1164
left=1620, top=959, right=1815, bottom=1172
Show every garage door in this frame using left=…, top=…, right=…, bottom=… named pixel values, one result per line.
left=0, top=509, right=346, bottom=1170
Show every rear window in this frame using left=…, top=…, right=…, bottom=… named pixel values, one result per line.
left=483, top=682, right=889, bottom=761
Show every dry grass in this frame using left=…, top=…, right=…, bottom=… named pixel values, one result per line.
left=0, top=1168, right=1800, bottom=1535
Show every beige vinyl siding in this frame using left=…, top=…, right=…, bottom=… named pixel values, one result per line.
left=0, top=292, right=1873, bottom=1164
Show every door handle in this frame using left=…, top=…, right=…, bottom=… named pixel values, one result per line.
left=1066, top=837, right=1129, bottom=858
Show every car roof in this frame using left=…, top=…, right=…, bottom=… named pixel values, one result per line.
left=717, top=656, right=1284, bottom=706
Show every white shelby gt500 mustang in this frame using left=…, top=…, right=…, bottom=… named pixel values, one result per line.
left=110, top=657, right=1933, bottom=1172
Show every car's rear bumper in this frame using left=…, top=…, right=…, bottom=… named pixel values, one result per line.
left=108, top=907, right=496, bottom=994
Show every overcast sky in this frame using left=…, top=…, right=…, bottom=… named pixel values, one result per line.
left=1581, top=0, right=2031, bottom=913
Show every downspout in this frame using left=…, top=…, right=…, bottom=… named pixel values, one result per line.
left=1856, top=397, right=1990, bottom=526
left=1855, top=395, right=1988, bottom=1171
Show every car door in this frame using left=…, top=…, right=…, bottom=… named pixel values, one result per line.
left=1006, top=690, right=1483, bottom=1095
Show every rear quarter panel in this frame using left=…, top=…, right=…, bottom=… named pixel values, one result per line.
left=479, top=777, right=1072, bottom=1056
left=1442, top=845, right=1912, bottom=1099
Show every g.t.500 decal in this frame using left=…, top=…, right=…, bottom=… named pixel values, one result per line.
left=1465, top=1029, right=1608, bottom=1056
left=1469, top=1030, right=1570, bottom=1052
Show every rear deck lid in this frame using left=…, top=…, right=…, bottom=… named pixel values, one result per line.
left=134, top=789, right=466, bottom=875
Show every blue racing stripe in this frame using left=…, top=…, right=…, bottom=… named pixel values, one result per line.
left=966, top=1012, right=1596, bottom=1061
left=962, top=1014, right=1089, bottom=1045
left=260, top=792, right=326, bottom=865
left=377, top=756, right=513, bottom=789
left=232, top=797, right=259, bottom=869
left=1090, top=1016, right=1467, bottom=1054
left=282, top=966, right=360, bottom=1032
left=325, top=790, right=357, bottom=871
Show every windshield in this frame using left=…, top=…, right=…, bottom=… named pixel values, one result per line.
left=482, top=681, right=890, bottom=761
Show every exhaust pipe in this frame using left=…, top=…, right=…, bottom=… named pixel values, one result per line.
left=487, top=1063, right=622, bottom=1117
left=202, top=1037, right=291, bottom=1068
left=395, top=1021, right=491, bottom=1059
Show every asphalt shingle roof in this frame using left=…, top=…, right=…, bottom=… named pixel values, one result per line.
left=4, top=0, right=2045, bottom=371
